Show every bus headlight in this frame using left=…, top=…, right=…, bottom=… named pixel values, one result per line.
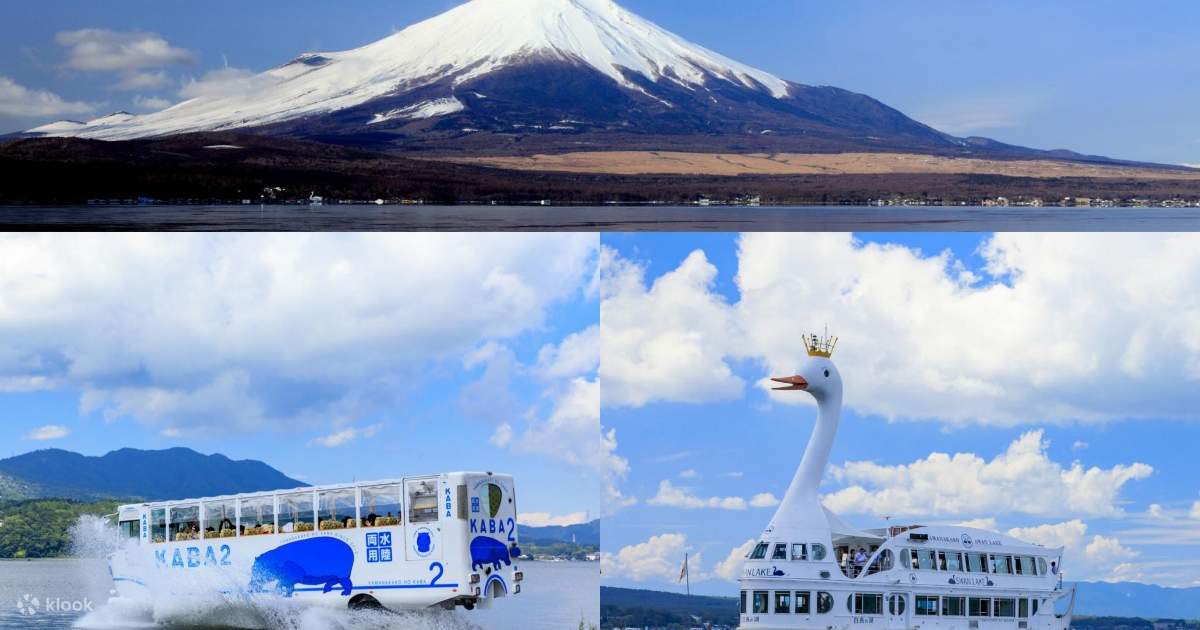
left=514, top=571, right=523, bottom=582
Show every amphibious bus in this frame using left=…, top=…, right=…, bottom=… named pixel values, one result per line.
left=109, top=472, right=522, bottom=612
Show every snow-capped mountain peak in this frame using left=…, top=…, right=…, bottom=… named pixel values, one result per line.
left=27, top=0, right=792, bottom=140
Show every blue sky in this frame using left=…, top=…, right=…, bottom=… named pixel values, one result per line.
left=2, top=0, right=1199, bottom=165
left=599, top=232, right=1200, bottom=594
left=0, top=234, right=602, bottom=528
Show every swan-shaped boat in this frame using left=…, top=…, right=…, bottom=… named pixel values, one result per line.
left=738, top=333, right=1075, bottom=630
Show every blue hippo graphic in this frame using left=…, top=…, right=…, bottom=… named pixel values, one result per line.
left=470, top=537, right=520, bottom=571
left=249, top=537, right=354, bottom=597
left=416, top=531, right=432, bottom=554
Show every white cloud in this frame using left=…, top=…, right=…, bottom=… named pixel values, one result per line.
left=604, top=234, right=1200, bottom=427
left=179, top=67, right=277, bottom=100
left=307, top=423, right=382, bottom=448
left=0, top=76, right=93, bottom=117
left=1072, top=440, right=1089, bottom=451
left=750, top=492, right=781, bottom=508
left=1147, top=504, right=1165, bottom=519
left=116, top=71, right=169, bottom=92
left=56, top=29, right=194, bottom=72
left=535, top=325, right=599, bottom=380
left=1191, top=501, right=1200, bottom=520
left=132, top=95, right=171, bottom=111
left=1008, top=519, right=1136, bottom=581
left=0, top=234, right=595, bottom=435
left=823, top=430, right=1151, bottom=518
left=23, top=424, right=69, bottom=441
left=679, top=468, right=698, bottom=479
left=712, top=539, right=756, bottom=581
left=600, top=248, right=743, bottom=407
left=518, top=511, right=590, bottom=527
left=602, top=533, right=695, bottom=582
left=647, top=480, right=776, bottom=511
left=955, top=518, right=998, bottom=530
left=915, top=95, right=1040, bottom=135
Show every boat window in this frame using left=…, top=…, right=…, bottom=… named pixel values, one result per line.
left=772, top=543, right=789, bottom=560
left=968, top=597, right=991, bottom=617
left=118, top=519, right=139, bottom=540
left=1018, top=556, right=1036, bottom=576
left=1037, top=557, right=1048, bottom=575
left=990, top=554, right=1013, bottom=575
left=915, top=595, right=938, bottom=616
left=239, top=495, right=275, bottom=535
left=750, top=542, right=769, bottom=560
left=740, top=591, right=746, bottom=614
left=796, top=591, right=811, bottom=614
left=817, top=592, right=834, bottom=614
left=946, top=551, right=963, bottom=572
left=360, top=484, right=402, bottom=527
left=848, top=593, right=883, bottom=615
left=775, top=591, right=792, bottom=614
left=278, top=491, right=315, bottom=533
left=150, top=508, right=166, bottom=543
left=966, top=552, right=987, bottom=573
left=942, top=596, right=966, bottom=616
left=169, top=504, right=199, bottom=541
left=1019, top=599, right=1030, bottom=618
left=890, top=594, right=908, bottom=616
left=1032, top=599, right=1040, bottom=615
left=994, top=598, right=1016, bottom=618
left=916, top=549, right=936, bottom=570
left=319, top=488, right=357, bottom=530
left=407, top=479, right=439, bottom=523
left=791, top=543, right=807, bottom=560
left=753, top=591, right=769, bottom=614
left=203, top=499, right=237, bottom=538
left=865, top=549, right=893, bottom=576
left=812, top=543, right=827, bottom=561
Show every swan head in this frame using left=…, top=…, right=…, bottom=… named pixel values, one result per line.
left=771, top=355, right=842, bottom=401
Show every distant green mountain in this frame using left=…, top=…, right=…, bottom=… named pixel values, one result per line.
left=522, top=519, right=600, bottom=546
left=0, top=448, right=306, bottom=502
left=1075, top=582, right=1200, bottom=618
left=602, top=587, right=737, bottom=629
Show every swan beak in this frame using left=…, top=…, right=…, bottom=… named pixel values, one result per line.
left=771, top=375, right=808, bottom=391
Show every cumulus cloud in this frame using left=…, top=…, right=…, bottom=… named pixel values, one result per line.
left=535, top=325, right=599, bottom=380
left=602, top=533, right=695, bottom=582
left=823, top=430, right=1151, bottom=518
left=116, top=71, right=170, bottom=92
left=750, top=492, right=781, bottom=508
left=600, top=248, right=743, bottom=407
left=518, top=511, right=590, bottom=527
left=603, top=233, right=1200, bottom=426
left=647, top=480, right=778, bottom=511
left=307, top=423, right=383, bottom=448
left=23, top=424, right=69, bottom=441
left=179, top=67, right=277, bottom=100
left=1008, top=519, right=1136, bottom=581
left=57, top=29, right=194, bottom=72
left=0, top=234, right=595, bottom=436
left=679, top=468, right=698, bottom=479
left=132, top=94, right=172, bottom=111
left=0, top=76, right=93, bottom=117
left=712, top=539, right=756, bottom=581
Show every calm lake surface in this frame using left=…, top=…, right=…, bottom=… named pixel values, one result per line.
left=1, top=205, right=1199, bottom=231
left=0, top=559, right=597, bottom=630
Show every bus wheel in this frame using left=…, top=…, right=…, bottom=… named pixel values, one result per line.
left=348, top=595, right=383, bottom=611
left=462, top=601, right=476, bottom=611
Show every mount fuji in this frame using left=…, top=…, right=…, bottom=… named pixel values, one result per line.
left=23, top=0, right=1016, bottom=156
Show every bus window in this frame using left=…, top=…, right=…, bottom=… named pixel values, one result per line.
left=360, top=484, right=401, bottom=527
left=204, top=499, right=237, bottom=538
left=319, top=488, right=357, bottom=530
left=279, top=491, right=315, bottom=533
left=169, top=504, right=199, bottom=542
left=407, top=479, right=439, bottom=523
left=151, top=508, right=166, bottom=543
left=118, top=520, right=139, bottom=540
left=240, top=495, right=275, bottom=535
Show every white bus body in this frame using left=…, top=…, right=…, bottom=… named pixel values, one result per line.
left=109, top=472, right=522, bottom=612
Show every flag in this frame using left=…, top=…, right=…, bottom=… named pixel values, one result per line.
left=678, top=553, right=689, bottom=583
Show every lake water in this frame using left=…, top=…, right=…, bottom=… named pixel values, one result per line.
left=1, top=205, right=1199, bottom=231
left=0, top=559, right=597, bottom=630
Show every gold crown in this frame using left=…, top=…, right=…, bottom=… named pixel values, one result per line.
left=804, top=331, right=838, bottom=358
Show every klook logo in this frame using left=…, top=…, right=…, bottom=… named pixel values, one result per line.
left=15, top=594, right=38, bottom=616
left=14, top=594, right=93, bottom=615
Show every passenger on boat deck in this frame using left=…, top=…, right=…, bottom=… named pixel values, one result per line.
left=366, top=512, right=378, bottom=526
left=220, top=517, right=234, bottom=531
left=854, top=548, right=868, bottom=575
left=1050, top=561, right=1058, bottom=574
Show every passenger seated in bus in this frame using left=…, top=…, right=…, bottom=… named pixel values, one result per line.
left=220, top=517, right=234, bottom=532
left=342, top=516, right=355, bottom=528
left=281, top=521, right=295, bottom=533
left=365, top=512, right=378, bottom=526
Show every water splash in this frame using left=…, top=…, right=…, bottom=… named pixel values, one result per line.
left=67, top=515, right=482, bottom=630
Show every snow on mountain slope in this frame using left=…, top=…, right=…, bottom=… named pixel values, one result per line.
left=30, top=0, right=792, bottom=140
